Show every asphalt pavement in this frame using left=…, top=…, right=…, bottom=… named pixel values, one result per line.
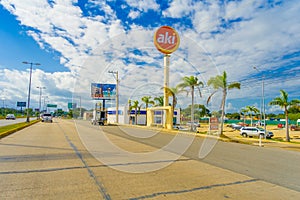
left=0, top=118, right=299, bottom=199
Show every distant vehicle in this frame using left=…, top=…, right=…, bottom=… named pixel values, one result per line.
left=277, top=123, right=284, bottom=128
left=5, top=114, right=16, bottom=120
left=173, top=125, right=189, bottom=131
left=255, top=121, right=266, bottom=126
left=240, top=127, right=273, bottom=139
left=91, top=110, right=107, bottom=126
left=186, top=121, right=200, bottom=127
left=227, top=123, right=248, bottom=130
left=238, top=122, right=249, bottom=127
left=290, top=125, right=300, bottom=131
left=41, top=113, right=53, bottom=123
left=229, top=123, right=242, bottom=130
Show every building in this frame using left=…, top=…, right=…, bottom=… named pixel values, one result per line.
left=107, top=106, right=181, bottom=126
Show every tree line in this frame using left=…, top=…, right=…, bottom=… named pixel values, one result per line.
left=128, top=71, right=300, bottom=142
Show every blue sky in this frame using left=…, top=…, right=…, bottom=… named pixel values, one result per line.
left=0, top=0, right=299, bottom=114
left=0, top=6, right=65, bottom=72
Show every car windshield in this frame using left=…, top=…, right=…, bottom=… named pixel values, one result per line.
left=258, top=128, right=265, bottom=131
left=43, top=114, right=51, bottom=116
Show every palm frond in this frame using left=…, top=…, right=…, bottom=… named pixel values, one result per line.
left=206, top=90, right=218, bottom=105
left=228, top=82, right=241, bottom=90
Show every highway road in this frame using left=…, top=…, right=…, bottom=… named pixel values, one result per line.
left=100, top=125, right=300, bottom=192
left=0, top=118, right=299, bottom=199
left=0, top=117, right=37, bottom=127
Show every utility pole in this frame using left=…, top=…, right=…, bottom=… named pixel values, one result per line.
left=78, top=96, right=82, bottom=118
left=37, top=86, right=46, bottom=117
left=253, top=66, right=267, bottom=145
left=108, top=70, right=119, bottom=123
left=23, top=61, right=41, bottom=122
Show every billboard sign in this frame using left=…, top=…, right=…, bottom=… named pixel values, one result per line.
left=91, top=83, right=116, bottom=100
left=17, top=101, right=26, bottom=107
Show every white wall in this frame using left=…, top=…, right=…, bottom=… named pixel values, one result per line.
left=107, top=106, right=181, bottom=125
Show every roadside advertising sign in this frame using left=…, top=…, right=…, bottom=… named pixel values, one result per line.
left=209, top=117, right=219, bottom=131
left=154, top=26, right=180, bottom=54
left=91, top=83, right=116, bottom=100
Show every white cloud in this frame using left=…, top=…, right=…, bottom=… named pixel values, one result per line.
left=125, top=0, right=160, bottom=12
left=162, top=0, right=194, bottom=18
left=267, top=105, right=283, bottom=114
left=128, top=10, right=140, bottom=19
left=0, top=68, right=75, bottom=109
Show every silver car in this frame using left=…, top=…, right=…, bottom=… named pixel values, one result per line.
left=240, top=127, right=273, bottom=139
left=6, top=114, right=16, bottom=120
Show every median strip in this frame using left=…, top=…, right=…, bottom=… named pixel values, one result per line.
left=0, top=120, right=40, bottom=139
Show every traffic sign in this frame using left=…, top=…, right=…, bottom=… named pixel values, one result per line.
left=68, top=103, right=76, bottom=109
left=17, top=101, right=26, bottom=107
left=47, top=104, right=57, bottom=108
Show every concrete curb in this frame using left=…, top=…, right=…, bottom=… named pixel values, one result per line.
left=0, top=120, right=40, bottom=139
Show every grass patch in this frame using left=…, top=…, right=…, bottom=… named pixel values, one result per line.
left=270, top=137, right=300, bottom=144
left=0, top=120, right=39, bottom=139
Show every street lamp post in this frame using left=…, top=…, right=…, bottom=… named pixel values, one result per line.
left=37, top=86, right=46, bottom=117
left=108, top=70, right=119, bottom=123
left=2, top=98, right=5, bottom=117
left=77, top=96, right=82, bottom=118
left=23, top=61, right=41, bottom=122
left=42, top=96, right=49, bottom=113
left=253, top=67, right=267, bottom=142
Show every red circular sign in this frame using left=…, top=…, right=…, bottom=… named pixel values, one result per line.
left=154, top=26, right=180, bottom=54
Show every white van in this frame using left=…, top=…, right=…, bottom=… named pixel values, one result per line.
left=41, top=113, right=53, bottom=123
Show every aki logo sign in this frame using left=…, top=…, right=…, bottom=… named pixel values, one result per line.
left=154, top=26, right=180, bottom=54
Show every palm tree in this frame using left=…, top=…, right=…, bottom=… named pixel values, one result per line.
left=207, top=71, right=241, bottom=137
left=245, top=105, right=259, bottom=126
left=240, top=107, right=248, bottom=125
left=163, top=86, right=181, bottom=122
left=141, top=96, right=154, bottom=125
left=177, top=76, right=203, bottom=131
left=269, top=90, right=300, bottom=142
left=154, top=96, right=164, bottom=106
left=130, top=100, right=140, bottom=125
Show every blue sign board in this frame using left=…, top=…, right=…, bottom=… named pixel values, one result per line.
left=17, top=101, right=26, bottom=107
left=68, top=103, right=77, bottom=109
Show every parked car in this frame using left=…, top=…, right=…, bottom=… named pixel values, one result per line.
left=231, top=123, right=242, bottom=130
left=290, top=125, right=300, bottom=131
left=41, top=113, right=53, bottom=123
left=238, top=122, right=249, bottom=127
left=240, top=127, right=273, bottom=139
left=227, top=123, right=248, bottom=130
left=186, top=121, right=200, bottom=127
left=5, top=114, right=16, bottom=120
left=173, top=125, right=189, bottom=131
left=255, top=121, right=266, bottom=126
